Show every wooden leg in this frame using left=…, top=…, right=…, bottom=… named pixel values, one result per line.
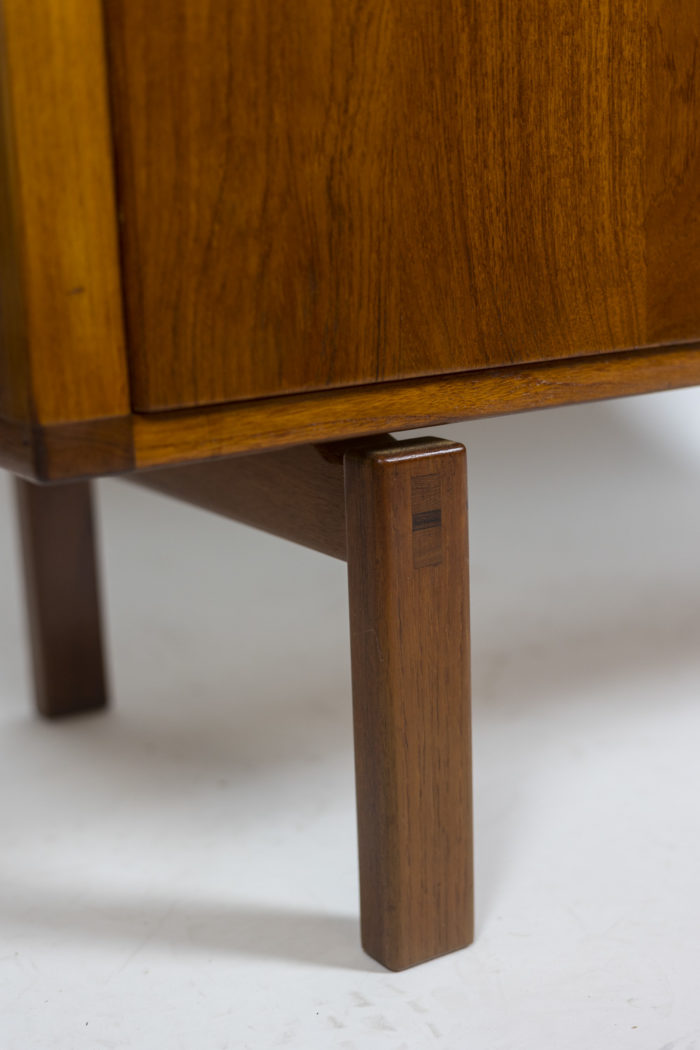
left=344, top=437, right=473, bottom=971
left=15, top=478, right=108, bottom=718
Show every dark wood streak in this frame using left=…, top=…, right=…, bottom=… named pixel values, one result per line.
left=412, top=509, right=442, bottom=532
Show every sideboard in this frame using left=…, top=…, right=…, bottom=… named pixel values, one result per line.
left=1, top=0, right=699, bottom=970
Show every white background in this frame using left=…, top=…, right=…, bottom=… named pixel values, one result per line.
left=2, top=390, right=700, bottom=1049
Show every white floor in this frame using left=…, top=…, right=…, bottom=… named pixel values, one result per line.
left=2, top=392, right=700, bottom=1049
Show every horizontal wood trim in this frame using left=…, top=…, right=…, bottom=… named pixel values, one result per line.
left=4, top=343, right=700, bottom=482
left=0, top=415, right=133, bottom=482
left=33, top=417, right=134, bottom=482
left=131, top=343, right=700, bottom=471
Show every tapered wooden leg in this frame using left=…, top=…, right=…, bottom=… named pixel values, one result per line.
left=344, top=437, right=473, bottom=971
left=15, top=478, right=108, bottom=718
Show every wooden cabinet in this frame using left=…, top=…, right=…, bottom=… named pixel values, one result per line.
left=2, top=0, right=700, bottom=973
left=1, top=0, right=699, bottom=482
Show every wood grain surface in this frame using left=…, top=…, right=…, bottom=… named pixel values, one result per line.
left=131, top=435, right=471, bottom=969
left=4, top=342, right=700, bottom=482
left=129, top=343, right=700, bottom=472
left=15, top=478, right=108, bottom=718
left=345, top=437, right=472, bottom=969
left=102, top=0, right=693, bottom=413
left=647, top=0, right=700, bottom=344
left=0, top=4, right=29, bottom=423
left=0, top=0, right=129, bottom=425
left=130, top=443, right=349, bottom=559
left=0, top=0, right=697, bottom=455
left=396, top=0, right=645, bottom=378
left=33, top=417, right=134, bottom=482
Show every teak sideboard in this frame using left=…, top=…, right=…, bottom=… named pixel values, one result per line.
left=1, top=0, right=699, bottom=970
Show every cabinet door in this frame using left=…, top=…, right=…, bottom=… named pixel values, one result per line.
left=105, top=0, right=699, bottom=412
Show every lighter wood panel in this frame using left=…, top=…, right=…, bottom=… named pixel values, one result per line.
left=0, top=0, right=129, bottom=424
left=106, top=0, right=654, bottom=412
